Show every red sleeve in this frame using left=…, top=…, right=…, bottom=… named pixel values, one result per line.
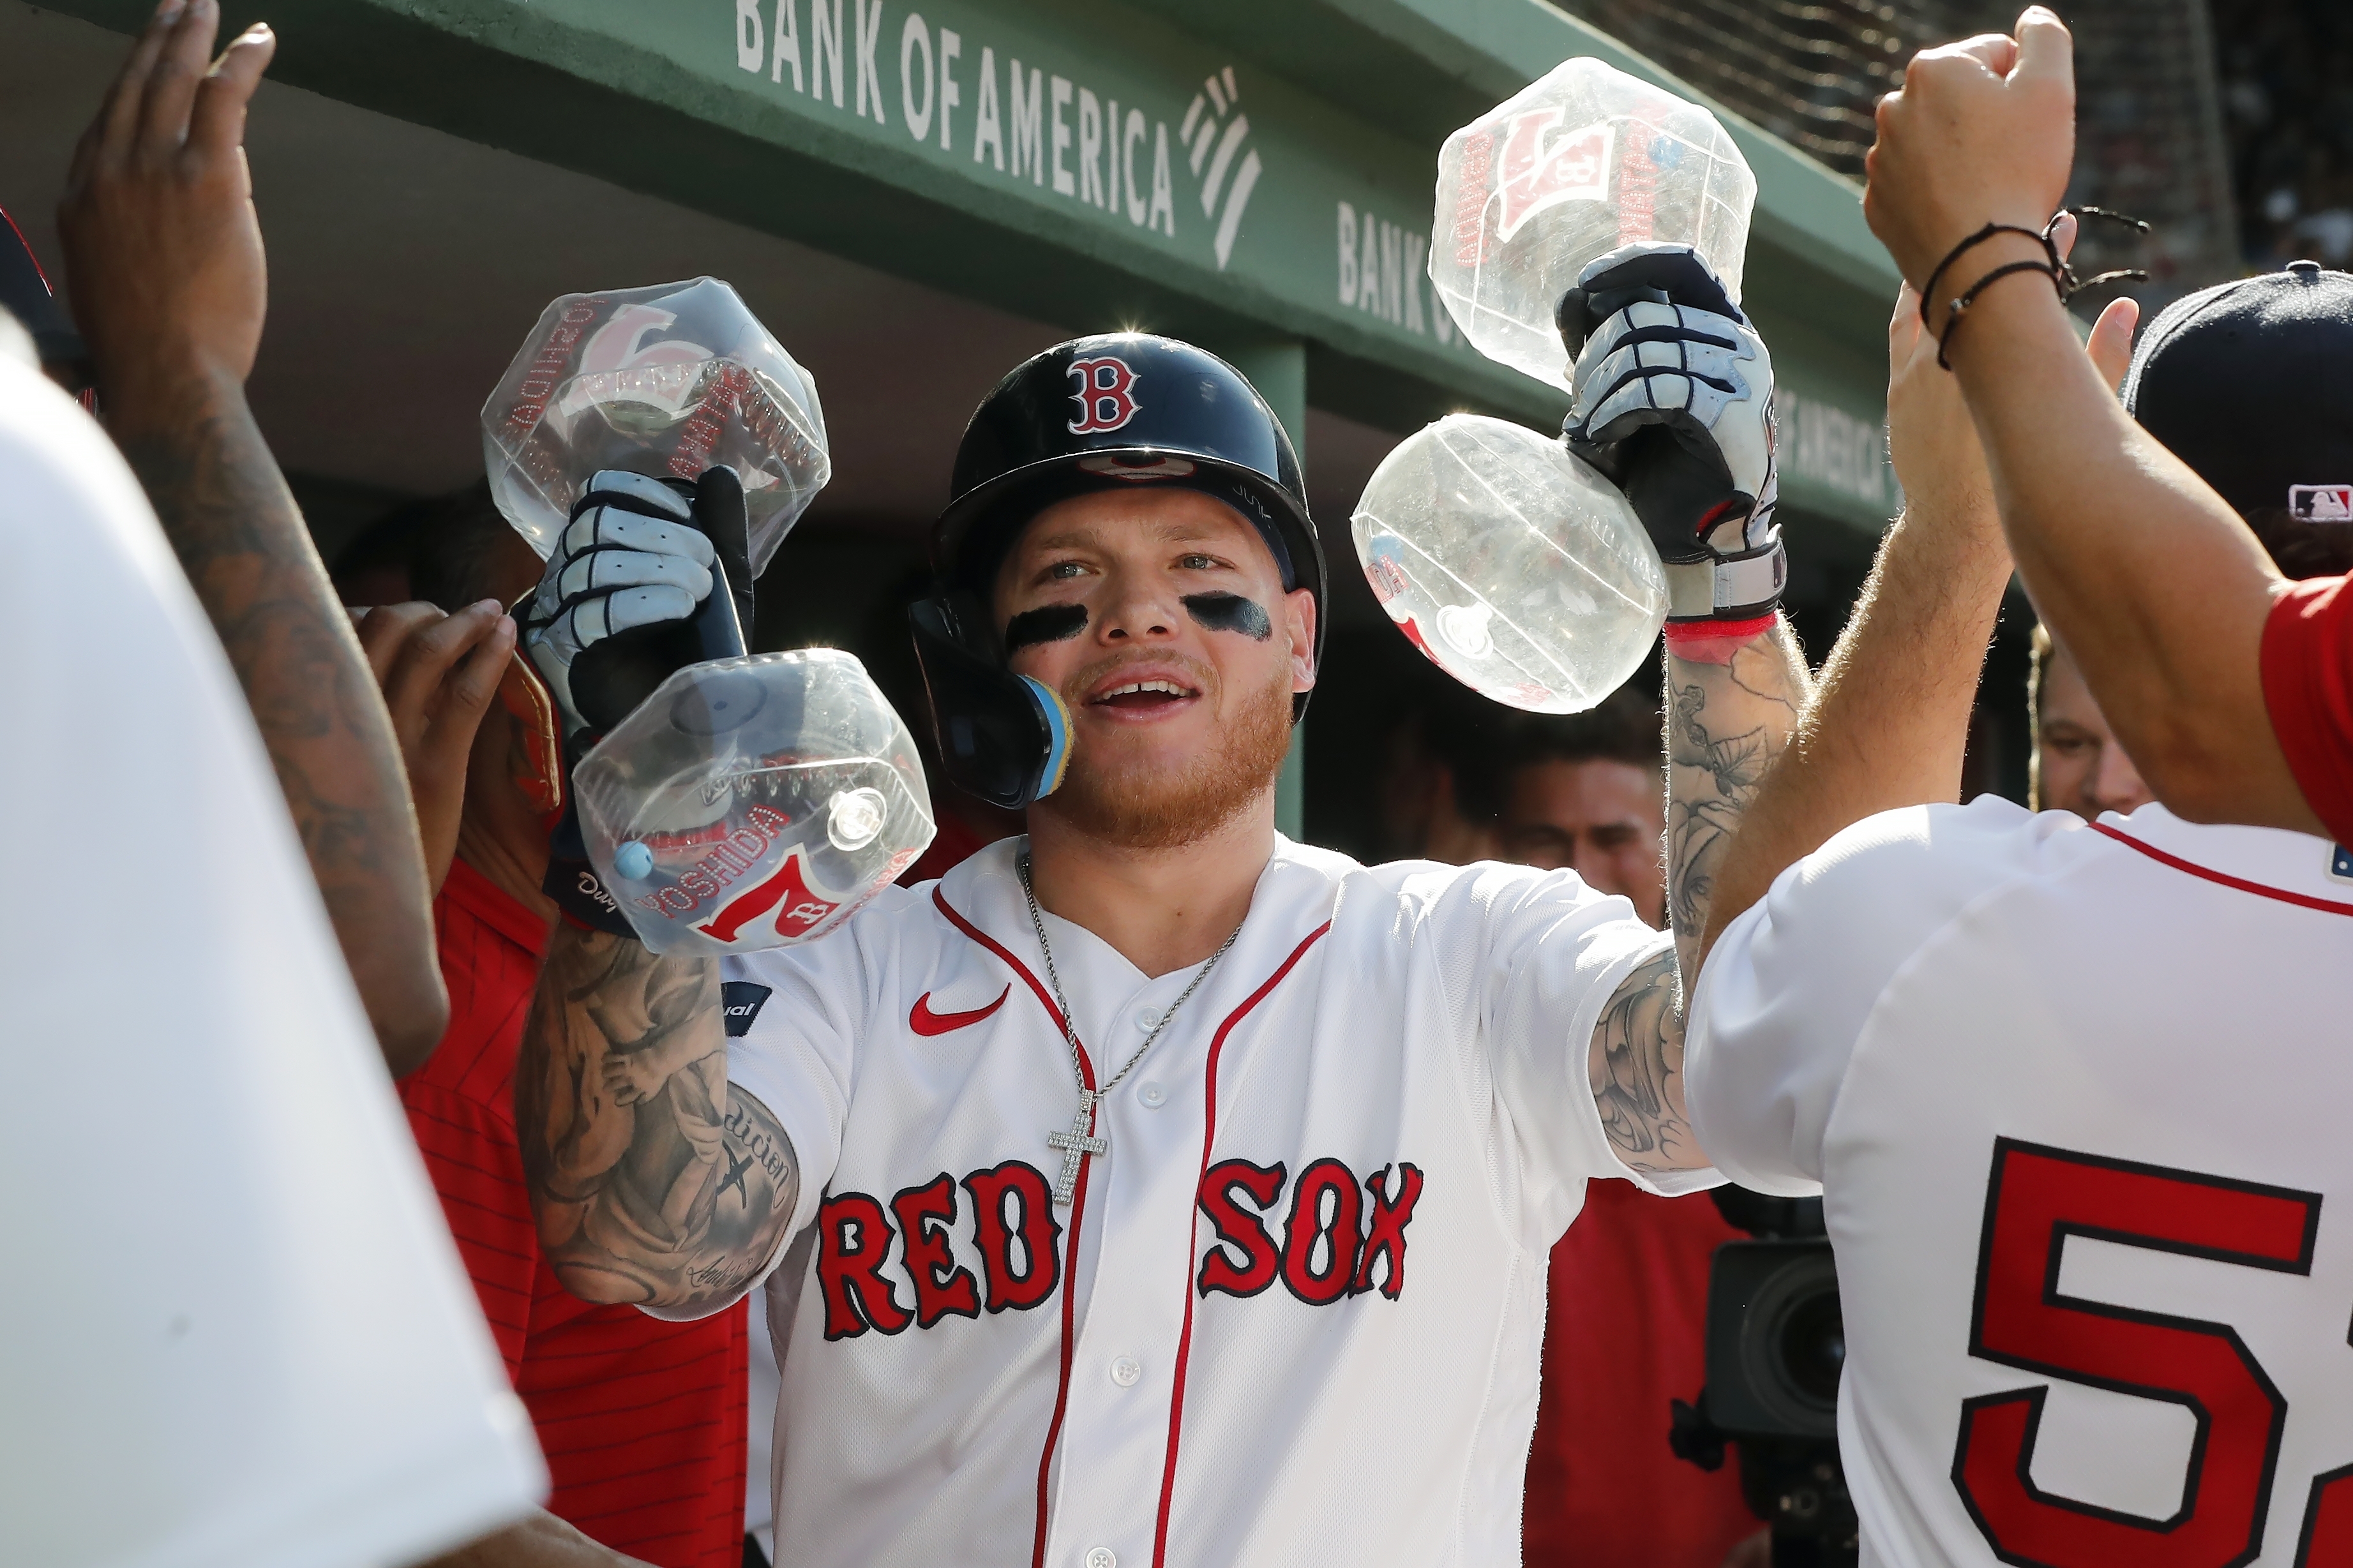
left=393, top=873, right=550, bottom=1386
left=1521, top=1183, right=1757, bottom=1568
left=2261, top=575, right=2353, bottom=846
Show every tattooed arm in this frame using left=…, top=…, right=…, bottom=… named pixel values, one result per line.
left=58, top=2, right=455, bottom=1071
left=516, top=925, right=801, bottom=1312
left=1586, top=620, right=1810, bottom=1176
left=1695, top=282, right=2142, bottom=971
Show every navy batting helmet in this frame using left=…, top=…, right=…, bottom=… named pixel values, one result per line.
left=910, top=334, right=1325, bottom=810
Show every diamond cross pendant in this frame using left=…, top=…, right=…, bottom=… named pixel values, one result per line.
left=1046, top=1093, right=1108, bottom=1207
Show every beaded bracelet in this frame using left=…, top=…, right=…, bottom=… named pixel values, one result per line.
left=1919, top=208, right=2153, bottom=370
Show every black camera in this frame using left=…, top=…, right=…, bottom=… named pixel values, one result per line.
left=1669, top=1188, right=1856, bottom=1568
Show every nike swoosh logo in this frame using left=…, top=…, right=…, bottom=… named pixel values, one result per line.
left=910, top=984, right=1012, bottom=1036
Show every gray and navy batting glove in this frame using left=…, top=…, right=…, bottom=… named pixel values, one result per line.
left=522, top=470, right=719, bottom=742
left=1560, top=242, right=1784, bottom=627
left=521, top=469, right=721, bottom=938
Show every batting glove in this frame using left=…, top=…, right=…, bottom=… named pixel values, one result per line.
left=1560, top=242, right=1785, bottom=627
left=522, top=470, right=719, bottom=742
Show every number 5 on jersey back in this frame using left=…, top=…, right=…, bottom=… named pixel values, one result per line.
left=1952, top=1138, right=2322, bottom=1568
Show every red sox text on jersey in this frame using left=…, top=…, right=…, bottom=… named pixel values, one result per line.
left=719, top=838, right=1685, bottom=1568
left=813, top=1154, right=1428, bottom=1339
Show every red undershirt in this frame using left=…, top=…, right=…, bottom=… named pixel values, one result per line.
left=402, top=857, right=748, bottom=1568
left=1524, top=1181, right=1759, bottom=1568
left=2262, top=575, right=2353, bottom=846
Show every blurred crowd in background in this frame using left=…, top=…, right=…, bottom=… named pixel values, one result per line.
left=2216, top=0, right=2353, bottom=266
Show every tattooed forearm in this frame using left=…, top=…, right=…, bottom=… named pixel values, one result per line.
left=112, top=369, right=444, bottom=1071
left=1590, top=622, right=1810, bottom=1174
left=517, top=925, right=801, bottom=1313
left=1665, top=627, right=1810, bottom=965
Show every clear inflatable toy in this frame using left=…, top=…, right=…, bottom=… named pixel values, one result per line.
left=1352, top=415, right=1667, bottom=713
left=1429, top=57, right=1755, bottom=392
left=483, top=277, right=830, bottom=576
left=573, top=650, right=935, bottom=955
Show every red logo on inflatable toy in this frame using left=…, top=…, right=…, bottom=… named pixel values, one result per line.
left=1492, top=110, right=1613, bottom=243
left=1067, top=357, right=1142, bottom=434
left=696, top=845, right=843, bottom=945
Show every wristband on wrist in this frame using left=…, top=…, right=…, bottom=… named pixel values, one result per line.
left=1664, top=610, right=1780, bottom=664
left=1921, top=208, right=2151, bottom=371
left=543, top=795, right=638, bottom=938
left=538, top=728, right=641, bottom=940
left=1662, top=536, right=1787, bottom=625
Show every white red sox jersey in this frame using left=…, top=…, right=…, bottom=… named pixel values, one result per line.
left=713, top=834, right=1706, bottom=1568
left=1687, top=798, right=2353, bottom=1568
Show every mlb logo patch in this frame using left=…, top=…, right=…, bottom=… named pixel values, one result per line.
left=2290, top=484, right=2353, bottom=523
left=2332, top=844, right=2353, bottom=882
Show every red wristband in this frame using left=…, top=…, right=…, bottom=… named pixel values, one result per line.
left=1663, top=612, right=1779, bottom=664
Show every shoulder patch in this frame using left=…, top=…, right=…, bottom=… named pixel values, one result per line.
left=721, top=980, right=775, bottom=1036
left=2331, top=844, right=2353, bottom=883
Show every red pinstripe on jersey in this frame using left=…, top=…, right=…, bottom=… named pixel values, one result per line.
left=930, top=886, right=1099, bottom=1568
left=403, top=858, right=748, bottom=1568
left=1154, top=922, right=1333, bottom=1567
left=2093, top=823, right=2353, bottom=916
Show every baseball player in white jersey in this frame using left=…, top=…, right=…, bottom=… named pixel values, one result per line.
left=516, top=258, right=1805, bottom=1567
left=1683, top=175, right=2353, bottom=1568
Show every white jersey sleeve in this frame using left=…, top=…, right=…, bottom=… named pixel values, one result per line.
left=0, top=357, right=542, bottom=1566
left=1388, top=860, right=1704, bottom=1222
left=1686, top=795, right=2082, bottom=1195
left=719, top=886, right=922, bottom=1280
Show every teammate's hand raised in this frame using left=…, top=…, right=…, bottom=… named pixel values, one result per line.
left=1865, top=6, right=2076, bottom=292
left=354, top=601, right=518, bottom=897
left=1886, top=212, right=2139, bottom=523
left=59, top=0, right=276, bottom=405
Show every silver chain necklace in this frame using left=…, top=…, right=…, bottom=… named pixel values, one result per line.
left=1018, top=849, right=1242, bottom=1206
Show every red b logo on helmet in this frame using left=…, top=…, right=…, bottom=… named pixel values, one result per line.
left=1067, top=357, right=1141, bottom=434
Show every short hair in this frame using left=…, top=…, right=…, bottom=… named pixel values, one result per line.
left=333, top=483, right=518, bottom=611
left=2243, top=507, right=2353, bottom=582
left=2022, top=509, right=2350, bottom=810
left=1498, top=685, right=1663, bottom=783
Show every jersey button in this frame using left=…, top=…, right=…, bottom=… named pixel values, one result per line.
left=1110, top=1355, right=1143, bottom=1387
left=1085, top=1549, right=1117, bottom=1568
left=1138, top=1081, right=1167, bottom=1109
left=1134, top=1006, right=1164, bottom=1031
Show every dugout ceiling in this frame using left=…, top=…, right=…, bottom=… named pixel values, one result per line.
left=10, top=0, right=1905, bottom=545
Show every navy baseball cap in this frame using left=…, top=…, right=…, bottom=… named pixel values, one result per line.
left=2123, top=260, right=2353, bottom=531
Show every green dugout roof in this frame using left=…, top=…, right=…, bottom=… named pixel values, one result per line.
left=43, top=0, right=1906, bottom=535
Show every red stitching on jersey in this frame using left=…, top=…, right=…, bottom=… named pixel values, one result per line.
left=931, top=886, right=1096, bottom=1568
left=2091, top=824, right=2353, bottom=916
left=933, top=888, right=1074, bottom=1034
left=1152, top=920, right=1334, bottom=1568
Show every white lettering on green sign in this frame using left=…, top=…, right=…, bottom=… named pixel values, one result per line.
left=733, top=2, right=1226, bottom=258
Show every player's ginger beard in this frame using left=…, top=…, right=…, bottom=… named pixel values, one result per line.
left=1034, top=652, right=1297, bottom=851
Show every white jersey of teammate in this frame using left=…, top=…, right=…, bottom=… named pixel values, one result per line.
left=717, top=834, right=1704, bottom=1568
left=0, top=354, right=543, bottom=1564
left=1687, top=797, right=2353, bottom=1568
